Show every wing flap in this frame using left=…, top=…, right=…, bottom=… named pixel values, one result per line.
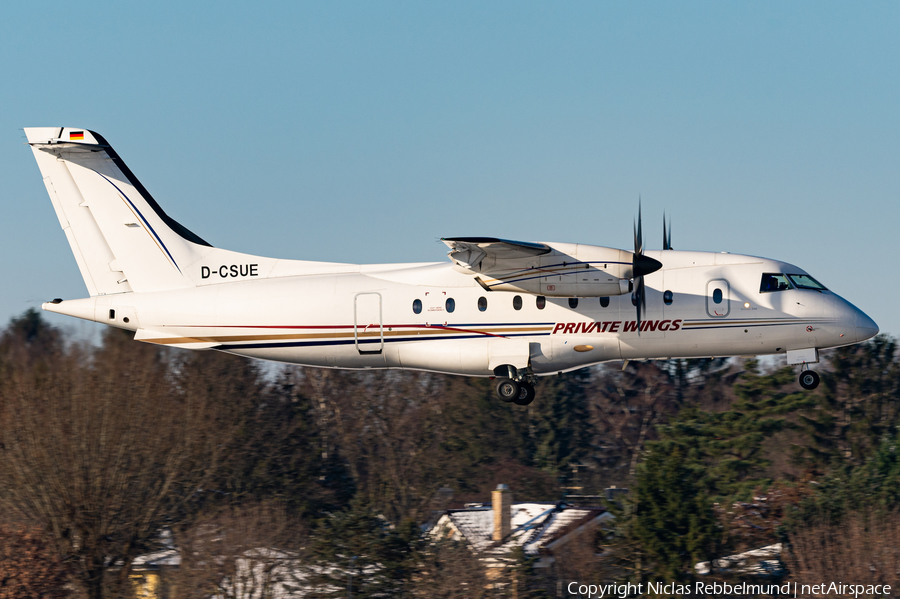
left=442, top=237, right=551, bottom=269
left=442, top=237, right=636, bottom=298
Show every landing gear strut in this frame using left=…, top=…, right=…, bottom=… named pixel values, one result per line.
left=799, top=369, right=820, bottom=390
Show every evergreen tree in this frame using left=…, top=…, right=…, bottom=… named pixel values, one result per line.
left=652, top=359, right=819, bottom=500
left=1, top=308, right=60, bottom=348
left=529, top=368, right=593, bottom=485
left=301, top=501, right=420, bottom=598
left=820, top=336, right=900, bottom=462
left=0, top=309, right=62, bottom=380
left=632, top=447, right=719, bottom=582
left=196, top=362, right=354, bottom=517
left=790, top=431, right=900, bottom=526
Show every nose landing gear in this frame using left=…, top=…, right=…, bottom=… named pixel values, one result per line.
left=799, top=369, right=820, bottom=390
left=788, top=349, right=820, bottom=390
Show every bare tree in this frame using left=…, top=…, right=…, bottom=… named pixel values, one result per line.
left=786, top=511, right=900, bottom=589
left=173, top=502, right=306, bottom=599
left=304, top=368, right=449, bottom=523
left=0, top=333, right=231, bottom=599
left=586, top=362, right=678, bottom=487
left=551, top=527, right=611, bottom=590
left=411, top=539, right=491, bottom=598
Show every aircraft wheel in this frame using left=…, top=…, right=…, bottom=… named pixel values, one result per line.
left=799, top=370, right=820, bottom=390
left=496, top=379, right=521, bottom=403
left=513, top=382, right=536, bottom=406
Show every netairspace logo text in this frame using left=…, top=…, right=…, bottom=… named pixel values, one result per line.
left=566, top=581, right=893, bottom=598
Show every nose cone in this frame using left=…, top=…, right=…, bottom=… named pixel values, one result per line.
left=831, top=295, right=879, bottom=346
left=857, top=310, right=879, bottom=342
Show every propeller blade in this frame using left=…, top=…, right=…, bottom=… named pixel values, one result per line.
left=640, top=276, right=647, bottom=315
left=663, top=212, right=673, bottom=250
left=630, top=200, right=662, bottom=336
left=635, top=278, right=643, bottom=335
left=634, top=201, right=643, bottom=256
left=633, top=200, right=646, bottom=335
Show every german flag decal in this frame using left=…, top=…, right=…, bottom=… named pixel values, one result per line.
left=69, top=131, right=84, bottom=141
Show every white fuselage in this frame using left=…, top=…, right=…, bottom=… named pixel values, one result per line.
left=47, top=248, right=877, bottom=377
left=24, top=127, right=877, bottom=383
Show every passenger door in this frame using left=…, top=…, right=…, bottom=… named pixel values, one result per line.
left=706, top=279, right=730, bottom=318
left=354, top=292, right=383, bottom=354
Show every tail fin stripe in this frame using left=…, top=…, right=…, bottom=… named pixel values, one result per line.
left=88, top=130, right=211, bottom=247
left=94, top=170, right=182, bottom=274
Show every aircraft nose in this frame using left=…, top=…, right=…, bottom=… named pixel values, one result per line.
left=857, top=310, right=879, bottom=342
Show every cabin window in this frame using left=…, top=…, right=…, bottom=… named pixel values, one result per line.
left=446, top=298, right=456, bottom=313
left=513, top=295, right=523, bottom=311
left=478, top=297, right=488, bottom=312
left=568, top=298, right=578, bottom=309
left=713, top=288, right=723, bottom=304
left=412, top=299, right=423, bottom=314
left=536, top=296, right=546, bottom=310
left=663, top=290, right=673, bottom=305
left=599, top=297, right=610, bottom=308
left=787, top=274, right=827, bottom=291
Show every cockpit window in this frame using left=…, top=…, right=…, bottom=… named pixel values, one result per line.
left=787, top=274, right=827, bottom=291
left=760, top=273, right=793, bottom=293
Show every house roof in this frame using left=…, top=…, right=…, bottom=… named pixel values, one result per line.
left=130, top=529, right=181, bottom=570
left=694, top=543, right=783, bottom=576
left=435, top=502, right=610, bottom=556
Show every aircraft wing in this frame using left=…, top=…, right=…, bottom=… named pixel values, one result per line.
left=441, top=236, right=635, bottom=298
left=441, top=237, right=551, bottom=270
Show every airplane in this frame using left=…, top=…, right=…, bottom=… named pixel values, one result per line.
left=23, top=127, right=879, bottom=405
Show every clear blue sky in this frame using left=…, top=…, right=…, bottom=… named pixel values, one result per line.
left=2, top=2, right=898, bottom=338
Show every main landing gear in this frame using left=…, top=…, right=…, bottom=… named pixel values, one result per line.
left=496, top=379, right=536, bottom=406
left=799, top=369, right=820, bottom=390
left=493, top=365, right=537, bottom=406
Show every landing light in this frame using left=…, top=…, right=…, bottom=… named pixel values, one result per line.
left=743, top=302, right=751, bottom=309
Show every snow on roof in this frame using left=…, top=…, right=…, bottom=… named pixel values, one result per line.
left=695, top=543, right=783, bottom=576
left=131, top=529, right=182, bottom=569
left=440, top=502, right=609, bottom=556
left=132, top=548, right=181, bottom=568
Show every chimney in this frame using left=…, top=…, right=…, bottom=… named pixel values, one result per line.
left=492, top=484, right=512, bottom=541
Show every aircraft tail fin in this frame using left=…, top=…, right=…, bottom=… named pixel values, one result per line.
left=25, top=127, right=210, bottom=295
